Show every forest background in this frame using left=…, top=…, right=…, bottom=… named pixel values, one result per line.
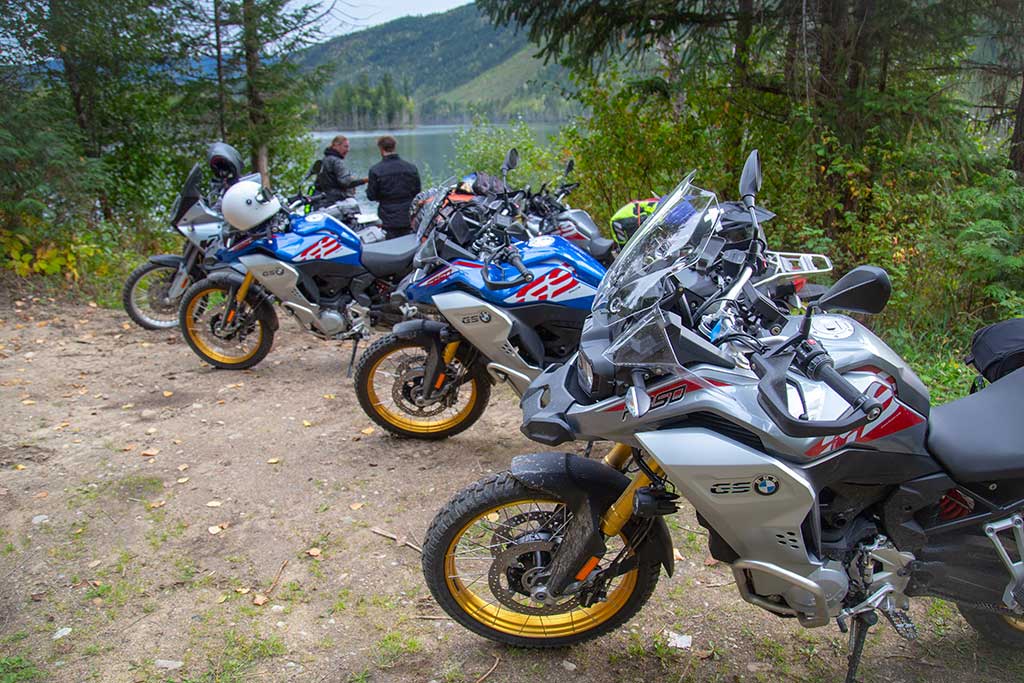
left=1, top=0, right=1023, bottom=401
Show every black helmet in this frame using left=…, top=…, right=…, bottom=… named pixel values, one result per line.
left=206, top=142, right=244, bottom=183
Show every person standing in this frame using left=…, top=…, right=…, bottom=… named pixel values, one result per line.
left=315, top=135, right=367, bottom=207
left=366, top=136, right=421, bottom=239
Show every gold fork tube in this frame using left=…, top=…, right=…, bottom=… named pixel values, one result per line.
left=600, top=457, right=665, bottom=538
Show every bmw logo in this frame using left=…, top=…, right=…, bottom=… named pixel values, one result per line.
left=479, top=311, right=491, bottom=323
left=753, top=475, right=780, bottom=496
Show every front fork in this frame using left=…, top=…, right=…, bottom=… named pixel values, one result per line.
left=421, top=340, right=461, bottom=401
left=600, top=444, right=664, bottom=537
left=167, top=244, right=200, bottom=301
left=221, top=271, right=254, bottom=329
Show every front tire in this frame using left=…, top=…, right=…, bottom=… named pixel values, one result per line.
left=958, top=604, right=1024, bottom=647
left=353, top=334, right=491, bottom=439
left=422, top=472, right=661, bottom=647
left=123, top=261, right=191, bottom=330
left=178, top=278, right=276, bottom=370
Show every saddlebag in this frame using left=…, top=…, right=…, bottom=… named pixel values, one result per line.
left=967, top=318, right=1024, bottom=384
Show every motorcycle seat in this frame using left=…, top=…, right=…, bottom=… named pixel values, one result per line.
left=361, top=234, right=419, bottom=277
left=926, top=367, right=1024, bottom=483
left=589, top=236, right=614, bottom=262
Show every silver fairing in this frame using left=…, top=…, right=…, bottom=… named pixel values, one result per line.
left=432, top=291, right=541, bottom=395
left=176, top=200, right=225, bottom=250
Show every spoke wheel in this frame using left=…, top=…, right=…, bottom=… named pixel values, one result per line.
left=123, top=261, right=189, bottom=330
left=178, top=279, right=275, bottom=370
left=354, top=334, right=490, bottom=439
left=958, top=602, right=1024, bottom=647
left=422, top=472, right=661, bottom=647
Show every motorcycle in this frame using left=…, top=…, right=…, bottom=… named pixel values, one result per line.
left=122, top=143, right=248, bottom=330
left=421, top=151, right=1024, bottom=681
left=175, top=174, right=423, bottom=370
left=351, top=151, right=608, bottom=440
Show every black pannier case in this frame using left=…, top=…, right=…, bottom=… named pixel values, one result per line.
left=967, top=318, right=1024, bottom=383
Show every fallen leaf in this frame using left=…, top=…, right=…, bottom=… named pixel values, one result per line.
left=21, top=399, right=36, bottom=405
left=235, top=587, right=251, bottom=594
left=148, top=500, right=166, bottom=509
left=162, top=390, right=174, bottom=398
left=121, top=403, right=134, bottom=410
left=14, top=464, right=26, bottom=471
left=322, top=394, right=336, bottom=400
left=88, top=560, right=101, bottom=569
left=208, top=526, right=223, bottom=535
left=306, top=547, right=321, bottom=557
left=252, top=593, right=268, bottom=606
left=349, top=502, right=364, bottom=510
left=695, top=649, right=716, bottom=660
left=122, top=444, right=137, bottom=452
left=216, top=399, right=226, bottom=405
left=145, top=427, right=157, bottom=435
left=141, top=448, right=160, bottom=457
left=30, top=592, right=45, bottom=601
left=177, top=477, right=189, bottom=484
left=177, top=464, right=189, bottom=471
left=172, top=439, right=182, bottom=445
left=33, top=491, right=48, bottom=500
left=266, top=458, right=280, bottom=464
left=302, top=420, right=313, bottom=428
left=206, top=501, right=222, bottom=508
left=88, top=301, right=98, bottom=308
left=216, top=594, right=228, bottom=604
left=360, top=427, right=374, bottom=436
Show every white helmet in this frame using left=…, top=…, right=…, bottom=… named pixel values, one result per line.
left=221, top=180, right=281, bottom=231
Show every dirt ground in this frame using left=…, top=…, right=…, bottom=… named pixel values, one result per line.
left=1, top=296, right=1022, bottom=683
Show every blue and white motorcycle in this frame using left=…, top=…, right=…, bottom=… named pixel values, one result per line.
left=351, top=159, right=607, bottom=439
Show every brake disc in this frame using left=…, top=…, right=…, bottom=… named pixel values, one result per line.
left=487, top=510, right=569, bottom=555
left=487, top=540, right=580, bottom=615
left=391, top=358, right=458, bottom=417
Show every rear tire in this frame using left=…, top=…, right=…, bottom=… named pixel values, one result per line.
left=958, top=603, right=1024, bottom=647
left=178, top=278, right=276, bottom=370
left=123, top=261, right=189, bottom=330
left=353, top=334, right=490, bottom=439
left=422, top=471, right=661, bottom=647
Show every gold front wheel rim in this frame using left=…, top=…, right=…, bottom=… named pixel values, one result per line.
left=184, top=287, right=263, bottom=365
left=1004, top=615, right=1024, bottom=632
left=365, top=346, right=478, bottom=434
left=443, top=499, right=639, bottom=639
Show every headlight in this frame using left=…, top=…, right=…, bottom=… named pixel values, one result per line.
left=576, top=351, right=595, bottom=394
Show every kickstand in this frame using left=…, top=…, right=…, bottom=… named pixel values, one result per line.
left=346, top=338, right=361, bottom=378
left=844, top=611, right=877, bottom=683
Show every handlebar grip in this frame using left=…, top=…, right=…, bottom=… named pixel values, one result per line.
left=813, top=362, right=883, bottom=421
left=508, top=252, right=533, bottom=281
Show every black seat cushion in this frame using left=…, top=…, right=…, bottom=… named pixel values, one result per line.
left=361, top=234, right=420, bottom=277
left=926, top=367, right=1024, bottom=483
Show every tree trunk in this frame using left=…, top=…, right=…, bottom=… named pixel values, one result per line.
left=782, top=0, right=801, bottom=95
left=1010, top=68, right=1024, bottom=175
left=241, top=0, right=268, bottom=180
left=213, top=0, right=227, bottom=140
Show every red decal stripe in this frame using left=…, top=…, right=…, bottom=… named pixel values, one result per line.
left=550, top=281, right=577, bottom=297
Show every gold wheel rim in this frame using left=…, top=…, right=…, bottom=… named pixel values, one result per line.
left=443, top=498, right=639, bottom=639
left=184, top=287, right=263, bottom=366
left=1004, top=615, right=1024, bottom=632
left=365, top=344, right=478, bottom=434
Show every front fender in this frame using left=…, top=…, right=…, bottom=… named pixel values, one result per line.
left=201, top=270, right=279, bottom=331
left=392, top=319, right=450, bottom=340
left=148, top=254, right=184, bottom=268
left=509, top=451, right=674, bottom=580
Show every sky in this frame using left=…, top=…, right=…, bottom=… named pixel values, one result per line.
left=324, top=0, right=473, bottom=37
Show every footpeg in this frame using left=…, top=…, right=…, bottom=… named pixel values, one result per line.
left=882, top=608, right=918, bottom=640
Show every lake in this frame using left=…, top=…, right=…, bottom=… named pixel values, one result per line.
left=310, top=123, right=561, bottom=212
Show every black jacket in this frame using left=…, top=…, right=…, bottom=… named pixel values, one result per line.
left=314, top=148, right=362, bottom=205
left=366, top=154, right=422, bottom=230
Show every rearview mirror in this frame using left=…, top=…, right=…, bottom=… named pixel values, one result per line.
left=739, top=149, right=762, bottom=207
left=625, top=385, right=650, bottom=418
left=817, top=265, right=891, bottom=314
left=501, top=148, right=519, bottom=174
left=565, top=159, right=574, bottom=176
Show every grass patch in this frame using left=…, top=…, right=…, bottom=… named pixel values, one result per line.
left=374, top=631, right=422, bottom=668
left=0, top=656, right=44, bottom=681
left=181, top=630, right=285, bottom=683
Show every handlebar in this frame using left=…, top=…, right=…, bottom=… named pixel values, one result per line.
left=481, top=246, right=535, bottom=291
left=751, top=340, right=883, bottom=438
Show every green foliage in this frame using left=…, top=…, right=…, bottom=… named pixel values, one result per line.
left=453, top=117, right=563, bottom=189
left=317, top=73, right=415, bottom=129
left=0, top=656, right=43, bottom=683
